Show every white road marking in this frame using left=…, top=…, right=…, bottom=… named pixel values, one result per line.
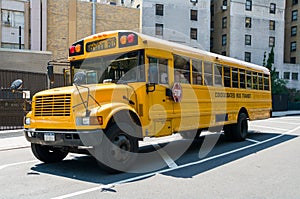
left=152, top=143, right=178, bottom=168
left=51, top=125, right=300, bottom=199
left=250, top=124, right=289, bottom=132
left=246, top=138, right=260, bottom=143
left=0, top=160, right=38, bottom=170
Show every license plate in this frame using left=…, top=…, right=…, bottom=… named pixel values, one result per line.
left=44, top=132, right=55, bottom=142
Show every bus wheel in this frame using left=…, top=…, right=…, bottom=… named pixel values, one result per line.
left=180, top=130, right=201, bottom=140
left=96, top=123, right=138, bottom=173
left=31, top=143, right=68, bottom=163
left=225, top=113, right=248, bottom=141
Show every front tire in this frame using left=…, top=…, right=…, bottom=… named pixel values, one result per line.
left=31, top=143, right=68, bottom=163
left=95, top=123, right=138, bottom=173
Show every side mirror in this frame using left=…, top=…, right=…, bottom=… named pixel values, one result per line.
left=10, top=79, right=23, bottom=91
left=47, top=64, right=54, bottom=83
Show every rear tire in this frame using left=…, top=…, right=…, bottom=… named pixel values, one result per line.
left=31, top=143, right=68, bottom=163
left=224, top=113, right=248, bottom=141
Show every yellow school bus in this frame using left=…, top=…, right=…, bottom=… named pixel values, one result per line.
left=24, top=30, right=271, bottom=172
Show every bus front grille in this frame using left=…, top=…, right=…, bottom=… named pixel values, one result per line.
left=34, top=94, right=71, bottom=116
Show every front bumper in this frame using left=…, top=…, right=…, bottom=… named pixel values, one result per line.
left=24, top=129, right=104, bottom=147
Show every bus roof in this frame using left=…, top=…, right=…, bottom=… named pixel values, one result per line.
left=85, top=30, right=270, bottom=75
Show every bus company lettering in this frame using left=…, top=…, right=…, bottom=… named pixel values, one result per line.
left=215, top=92, right=251, bottom=99
left=86, top=37, right=117, bottom=52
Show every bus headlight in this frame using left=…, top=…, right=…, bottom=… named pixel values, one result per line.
left=24, top=117, right=31, bottom=125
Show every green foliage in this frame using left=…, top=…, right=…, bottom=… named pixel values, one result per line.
left=263, top=47, right=287, bottom=94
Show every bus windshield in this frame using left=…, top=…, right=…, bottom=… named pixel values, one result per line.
left=70, top=50, right=145, bottom=84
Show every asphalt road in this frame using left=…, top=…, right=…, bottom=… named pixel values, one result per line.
left=0, top=116, right=300, bottom=199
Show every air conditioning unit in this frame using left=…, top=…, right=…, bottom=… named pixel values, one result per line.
left=222, top=5, right=227, bottom=11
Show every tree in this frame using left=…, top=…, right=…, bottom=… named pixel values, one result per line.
left=263, top=47, right=287, bottom=94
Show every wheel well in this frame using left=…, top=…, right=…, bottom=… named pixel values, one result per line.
left=239, top=107, right=249, bottom=119
left=106, top=110, right=142, bottom=139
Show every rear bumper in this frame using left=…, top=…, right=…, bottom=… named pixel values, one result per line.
left=24, top=129, right=104, bottom=147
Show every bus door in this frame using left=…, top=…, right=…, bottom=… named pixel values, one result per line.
left=146, top=56, right=173, bottom=137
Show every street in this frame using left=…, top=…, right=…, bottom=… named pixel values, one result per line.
left=0, top=116, right=300, bottom=199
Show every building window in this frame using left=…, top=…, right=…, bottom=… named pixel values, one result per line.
left=292, top=73, right=298, bottom=80
left=1, top=9, right=24, bottom=28
left=269, top=20, right=275, bottom=30
left=191, top=10, right=198, bottom=21
left=291, top=26, right=297, bottom=36
left=222, top=34, right=227, bottom=46
left=292, top=10, right=298, bottom=21
left=293, top=0, right=298, bottom=5
left=290, top=57, right=296, bottom=63
left=223, top=0, right=227, bottom=6
left=221, top=51, right=226, bottom=56
left=245, top=17, right=252, bottom=28
left=190, top=28, right=198, bottom=40
left=211, top=5, right=214, bottom=16
left=222, top=17, right=227, bottom=29
left=269, top=37, right=275, bottom=47
left=155, top=4, right=164, bottom=16
left=245, top=0, right=252, bottom=11
left=245, top=52, right=251, bottom=62
left=270, top=3, right=276, bottom=14
left=155, top=23, right=163, bottom=36
left=284, top=72, right=290, bottom=80
left=291, top=42, right=297, bottom=52
left=245, top=35, right=251, bottom=46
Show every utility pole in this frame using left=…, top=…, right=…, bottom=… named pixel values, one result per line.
left=92, top=0, right=96, bottom=35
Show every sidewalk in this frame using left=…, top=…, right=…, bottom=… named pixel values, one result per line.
left=0, top=129, right=30, bottom=151
left=272, top=110, right=300, bottom=117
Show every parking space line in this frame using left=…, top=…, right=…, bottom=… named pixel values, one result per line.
left=246, top=138, right=260, bottom=143
left=152, top=143, right=178, bottom=168
left=250, top=124, right=288, bottom=132
left=0, top=160, right=38, bottom=170
left=52, top=125, right=300, bottom=199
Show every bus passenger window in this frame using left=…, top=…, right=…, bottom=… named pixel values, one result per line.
left=253, top=73, right=258, bottom=89
left=264, top=75, right=270, bottom=90
left=239, top=69, right=246, bottom=88
left=258, top=73, right=263, bottom=90
left=246, top=71, right=252, bottom=89
left=192, top=59, right=202, bottom=85
left=232, top=68, right=238, bottom=88
left=174, top=54, right=190, bottom=84
left=214, top=64, right=223, bottom=86
left=204, top=61, right=213, bottom=86
left=224, top=67, right=231, bottom=87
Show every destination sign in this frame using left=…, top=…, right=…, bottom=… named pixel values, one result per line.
left=215, top=92, right=251, bottom=99
left=86, top=37, right=117, bottom=52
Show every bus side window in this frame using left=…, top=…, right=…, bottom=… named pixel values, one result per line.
left=174, top=54, right=190, bottom=84
left=204, top=61, right=213, bottom=86
left=246, top=71, right=252, bottom=89
left=214, top=64, right=223, bottom=86
left=232, top=68, right=238, bottom=88
left=239, top=69, right=246, bottom=89
left=264, top=74, right=270, bottom=90
left=253, top=73, right=258, bottom=89
left=224, top=66, right=231, bottom=87
left=258, top=73, right=263, bottom=90
left=192, top=59, right=202, bottom=85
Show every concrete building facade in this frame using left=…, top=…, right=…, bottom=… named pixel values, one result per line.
left=140, top=0, right=210, bottom=51
left=211, top=0, right=285, bottom=70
